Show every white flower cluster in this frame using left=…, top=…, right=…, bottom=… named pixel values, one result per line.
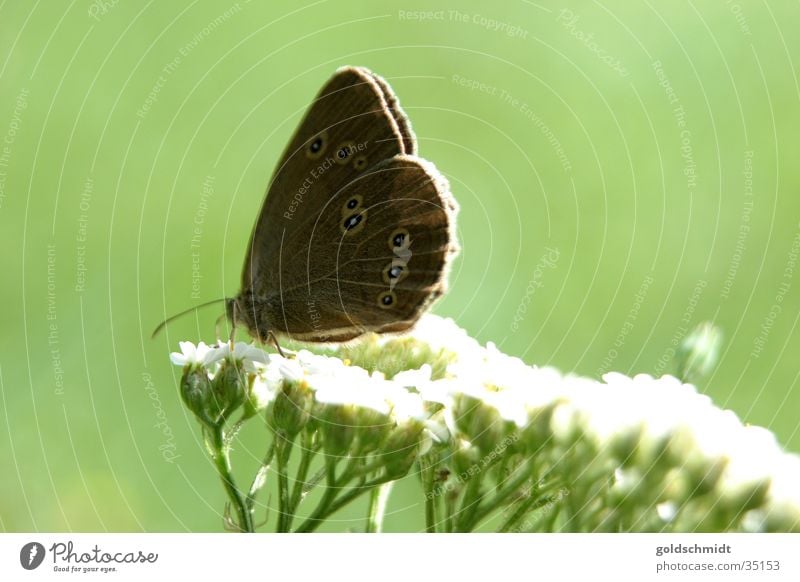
left=171, top=315, right=800, bottom=532
left=171, top=343, right=430, bottom=427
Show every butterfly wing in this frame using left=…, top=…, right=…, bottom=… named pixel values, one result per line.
left=243, top=67, right=413, bottom=294
left=268, top=155, right=459, bottom=341
left=364, top=69, right=417, bottom=155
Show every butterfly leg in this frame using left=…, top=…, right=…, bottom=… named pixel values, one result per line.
left=266, top=330, right=286, bottom=358
left=228, top=301, right=239, bottom=350
left=214, top=313, right=228, bottom=344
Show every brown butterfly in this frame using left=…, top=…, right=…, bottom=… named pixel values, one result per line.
left=226, top=67, right=459, bottom=345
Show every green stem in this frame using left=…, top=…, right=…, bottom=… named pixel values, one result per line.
left=288, top=430, right=316, bottom=514
left=294, top=455, right=391, bottom=533
left=366, top=481, right=394, bottom=533
left=211, top=423, right=254, bottom=533
left=455, top=474, right=484, bottom=532
left=445, top=493, right=456, bottom=533
left=296, top=475, right=393, bottom=532
left=464, top=462, right=534, bottom=531
left=353, top=459, right=386, bottom=478
left=275, top=431, right=294, bottom=532
left=294, top=456, right=340, bottom=533
left=425, top=498, right=436, bottom=533
left=419, top=459, right=438, bottom=533
left=538, top=495, right=563, bottom=532
left=333, top=474, right=395, bottom=515
left=497, top=490, right=554, bottom=533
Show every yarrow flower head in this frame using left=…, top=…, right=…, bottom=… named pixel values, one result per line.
left=171, top=315, right=800, bottom=532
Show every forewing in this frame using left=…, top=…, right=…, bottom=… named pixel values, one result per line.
left=242, top=67, right=415, bottom=295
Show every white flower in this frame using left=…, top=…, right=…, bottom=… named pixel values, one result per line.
left=249, top=368, right=282, bottom=411
left=278, top=357, right=306, bottom=383
left=657, top=501, right=678, bottom=522
left=550, top=400, right=581, bottom=444
left=386, top=386, right=426, bottom=424
left=312, top=375, right=391, bottom=416
left=296, top=349, right=348, bottom=375
left=208, top=341, right=273, bottom=372
left=170, top=341, right=222, bottom=367
left=235, top=342, right=272, bottom=366
left=417, top=377, right=453, bottom=408
left=423, top=417, right=451, bottom=445
left=717, top=425, right=779, bottom=501
left=405, top=314, right=482, bottom=360
left=760, top=451, right=800, bottom=531
left=392, top=365, right=432, bottom=388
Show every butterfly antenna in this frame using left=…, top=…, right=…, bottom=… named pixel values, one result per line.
left=151, top=298, right=228, bottom=338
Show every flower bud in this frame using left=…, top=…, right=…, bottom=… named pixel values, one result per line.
left=685, top=458, right=726, bottom=498
left=382, top=420, right=424, bottom=479
left=610, top=425, right=643, bottom=468
left=452, top=393, right=504, bottom=454
left=519, top=402, right=558, bottom=453
left=451, top=438, right=481, bottom=483
left=180, top=366, right=214, bottom=427
left=677, top=322, right=722, bottom=383
left=269, top=380, right=313, bottom=437
left=318, top=404, right=357, bottom=457
left=211, top=357, right=247, bottom=421
left=719, top=478, right=770, bottom=516
left=355, top=406, right=393, bottom=454
left=762, top=500, right=800, bottom=533
left=241, top=376, right=273, bottom=420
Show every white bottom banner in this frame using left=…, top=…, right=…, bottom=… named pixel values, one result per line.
left=1, top=534, right=798, bottom=580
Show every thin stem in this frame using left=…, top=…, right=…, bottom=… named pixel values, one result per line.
left=294, top=455, right=340, bottom=533
left=497, top=490, right=553, bottom=533
left=424, top=488, right=436, bottom=533
left=293, top=455, right=380, bottom=533
left=445, top=490, right=457, bottom=533
left=366, top=481, right=394, bottom=533
left=537, top=496, right=563, bottom=532
left=325, top=475, right=393, bottom=519
left=419, top=459, right=437, bottom=533
left=455, top=474, right=484, bottom=532
left=211, top=423, right=254, bottom=533
left=275, top=431, right=294, bottom=532
left=295, top=474, right=394, bottom=532
left=464, top=462, right=534, bottom=531
left=437, top=465, right=460, bottom=533
left=288, top=430, right=316, bottom=514
left=301, top=465, right=327, bottom=498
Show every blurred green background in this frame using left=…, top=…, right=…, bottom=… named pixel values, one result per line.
left=1, top=0, right=799, bottom=532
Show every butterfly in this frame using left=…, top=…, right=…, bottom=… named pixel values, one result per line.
left=225, top=66, right=459, bottom=345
